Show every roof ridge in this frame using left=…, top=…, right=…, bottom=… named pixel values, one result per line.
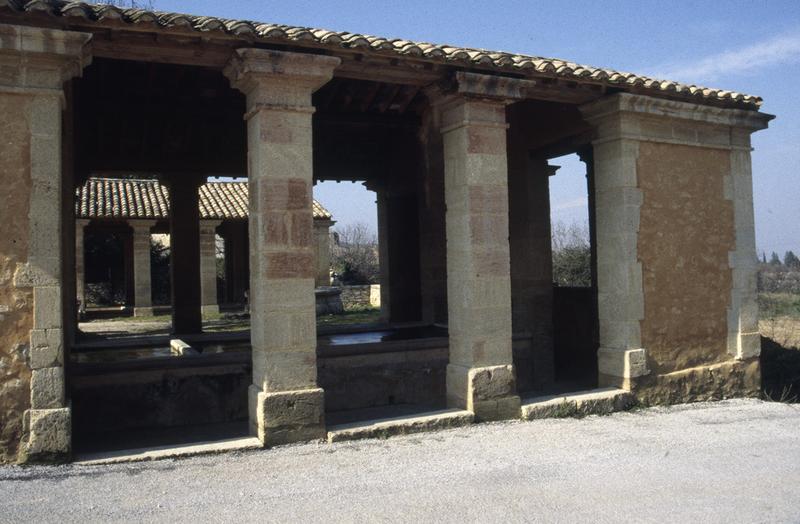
left=2, top=0, right=763, bottom=108
left=77, top=176, right=332, bottom=220
left=87, top=175, right=158, bottom=183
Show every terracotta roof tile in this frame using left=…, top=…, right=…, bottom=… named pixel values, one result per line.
left=75, top=177, right=332, bottom=220
left=1, top=0, right=762, bottom=109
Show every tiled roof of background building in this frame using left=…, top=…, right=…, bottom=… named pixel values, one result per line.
left=1, top=0, right=762, bottom=109
left=75, top=177, right=333, bottom=220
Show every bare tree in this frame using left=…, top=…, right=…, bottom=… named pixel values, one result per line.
left=551, top=220, right=591, bottom=287
left=331, top=222, right=379, bottom=285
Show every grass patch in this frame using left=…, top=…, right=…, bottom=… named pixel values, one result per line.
left=317, top=307, right=382, bottom=326
left=759, top=292, right=800, bottom=319
left=92, top=313, right=171, bottom=323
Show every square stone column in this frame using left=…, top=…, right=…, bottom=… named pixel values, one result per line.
left=434, top=72, right=534, bottom=421
left=1, top=24, right=92, bottom=462
left=130, top=220, right=156, bottom=317
left=225, top=49, right=340, bottom=445
left=579, top=93, right=772, bottom=394
left=507, top=137, right=556, bottom=392
left=313, top=219, right=334, bottom=288
left=75, top=219, right=89, bottom=318
left=376, top=189, right=392, bottom=321
left=200, top=220, right=222, bottom=316
left=168, top=177, right=204, bottom=335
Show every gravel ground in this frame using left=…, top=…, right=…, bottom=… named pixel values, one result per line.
left=1, top=399, right=799, bottom=523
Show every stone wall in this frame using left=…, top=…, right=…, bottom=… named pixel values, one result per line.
left=339, top=284, right=380, bottom=310
left=319, top=346, right=447, bottom=411
left=0, top=94, right=34, bottom=463
left=580, top=92, right=771, bottom=401
left=637, top=143, right=735, bottom=374
left=70, top=363, right=250, bottom=438
left=68, top=343, right=455, bottom=436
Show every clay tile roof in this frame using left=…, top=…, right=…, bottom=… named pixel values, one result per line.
left=1, top=0, right=762, bottom=109
left=75, top=177, right=333, bottom=221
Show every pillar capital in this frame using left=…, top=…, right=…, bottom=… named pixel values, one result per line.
left=429, top=72, right=535, bottom=134
left=580, top=92, right=773, bottom=149
left=199, top=219, right=222, bottom=235
left=224, top=48, right=340, bottom=112
left=0, top=24, right=92, bottom=95
left=129, top=219, right=157, bottom=232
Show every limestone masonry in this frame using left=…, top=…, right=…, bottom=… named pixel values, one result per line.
left=0, top=1, right=773, bottom=463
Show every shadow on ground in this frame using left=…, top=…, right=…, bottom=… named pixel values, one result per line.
left=761, top=335, right=800, bottom=402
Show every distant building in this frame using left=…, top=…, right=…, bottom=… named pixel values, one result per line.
left=75, top=177, right=335, bottom=315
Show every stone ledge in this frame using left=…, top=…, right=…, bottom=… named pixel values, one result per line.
left=327, top=408, right=474, bottom=443
left=521, top=388, right=635, bottom=420
left=74, top=436, right=262, bottom=465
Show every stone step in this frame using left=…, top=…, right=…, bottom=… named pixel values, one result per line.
left=74, top=436, right=262, bottom=465
left=327, top=408, right=474, bottom=443
left=520, top=387, right=635, bottom=420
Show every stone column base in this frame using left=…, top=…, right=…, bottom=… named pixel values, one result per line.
left=447, top=364, right=521, bottom=422
left=201, top=304, right=220, bottom=317
left=249, top=385, right=326, bottom=446
left=22, top=407, right=71, bottom=463
left=133, top=306, right=155, bottom=317
left=597, top=347, right=649, bottom=390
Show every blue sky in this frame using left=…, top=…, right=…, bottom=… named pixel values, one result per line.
left=159, top=0, right=800, bottom=256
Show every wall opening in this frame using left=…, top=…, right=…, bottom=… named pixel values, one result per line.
left=548, top=152, right=598, bottom=388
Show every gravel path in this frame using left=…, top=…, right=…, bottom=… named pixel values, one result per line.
left=2, top=399, right=799, bottom=523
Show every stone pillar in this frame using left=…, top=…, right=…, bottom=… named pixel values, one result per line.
left=579, top=93, right=772, bottom=394
left=169, top=177, right=204, bottom=334
left=130, top=220, right=155, bottom=317
left=313, top=219, right=334, bottom=287
left=417, top=111, right=448, bottom=325
left=75, top=219, right=89, bottom=318
left=225, top=49, right=340, bottom=445
left=435, top=72, right=534, bottom=421
left=1, top=24, right=92, bottom=462
left=376, top=189, right=392, bottom=321
left=222, top=221, right=249, bottom=305
left=200, top=220, right=221, bottom=316
left=507, top=129, right=556, bottom=392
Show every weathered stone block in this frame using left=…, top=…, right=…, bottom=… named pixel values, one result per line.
left=521, top=397, right=578, bottom=420
left=33, top=286, right=61, bottom=330
left=13, top=262, right=59, bottom=288
left=30, top=367, right=65, bottom=409
left=597, top=347, right=649, bottom=379
left=327, top=409, right=473, bottom=443
left=469, top=364, right=516, bottom=400
left=573, top=388, right=635, bottom=416
left=29, top=328, right=63, bottom=369
left=133, top=306, right=154, bottom=317
left=25, top=407, right=71, bottom=462
left=255, top=350, right=318, bottom=392
left=251, top=387, right=326, bottom=446
left=265, top=252, right=314, bottom=279
left=737, top=332, right=761, bottom=360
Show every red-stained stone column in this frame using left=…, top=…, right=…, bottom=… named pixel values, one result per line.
left=435, top=72, right=534, bottom=421
left=225, top=49, right=339, bottom=445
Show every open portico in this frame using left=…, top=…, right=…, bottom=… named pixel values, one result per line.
left=0, top=2, right=772, bottom=463
left=74, top=177, right=335, bottom=320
